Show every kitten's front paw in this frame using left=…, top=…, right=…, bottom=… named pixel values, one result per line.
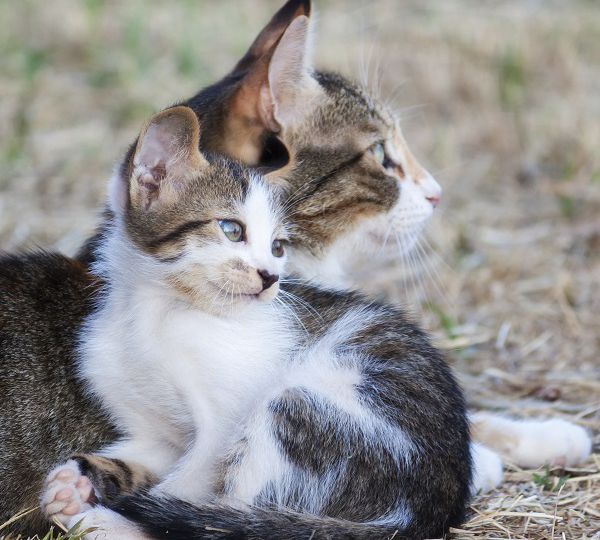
left=41, top=459, right=96, bottom=525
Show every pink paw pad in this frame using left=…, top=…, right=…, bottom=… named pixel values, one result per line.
left=40, top=460, right=96, bottom=525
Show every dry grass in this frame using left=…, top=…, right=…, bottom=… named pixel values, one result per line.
left=0, top=1, right=598, bottom=539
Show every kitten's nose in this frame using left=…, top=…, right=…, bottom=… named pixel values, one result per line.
left=257, top=269, right=279, bottom=291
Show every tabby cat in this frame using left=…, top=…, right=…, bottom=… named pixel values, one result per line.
left=0, top=0, right=590, bottom=537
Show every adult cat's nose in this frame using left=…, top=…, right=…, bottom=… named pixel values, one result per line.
left=257, top=269, right=279, bottom=291
left=426, top=195, right=440, bottom=208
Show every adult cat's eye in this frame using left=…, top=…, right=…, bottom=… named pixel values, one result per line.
left=271, top=239, right=285, bottom=258
left=371, top=143, right=395, bottom=170
left=219, top=220, right=244, bottom=242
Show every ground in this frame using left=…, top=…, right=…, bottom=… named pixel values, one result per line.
left=0, top=1, right=598, bottom=539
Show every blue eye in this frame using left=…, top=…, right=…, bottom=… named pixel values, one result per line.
left=219, top=220, right=244, bottom=242
left=371, top=142, right=395, bottom=170
left=271, top=239, right=285, bottom=258
left=372, top=143, right=386, bottom=165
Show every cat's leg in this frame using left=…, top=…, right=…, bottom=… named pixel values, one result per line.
left=470, top=442, right=503, bottom=495
left=41, top=437, right=178, bottom=526
left=470, top=411, right=592, bottom=468
left=149, top=432, right=219, bottom=504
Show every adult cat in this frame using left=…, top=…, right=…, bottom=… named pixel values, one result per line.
left=0, top=0, right=590, bottom=536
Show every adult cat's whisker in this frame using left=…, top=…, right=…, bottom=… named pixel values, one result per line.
left=413, top=236, right=451, bottom=304
left=395, top=231, right=427, bottom=307
left=377, top=222, right=394, bottom=258
left=411, top=236, right=446, bottom=307
left=415, top=236, right=444, bottom=286
left=420, top=235, right=456, bottom=276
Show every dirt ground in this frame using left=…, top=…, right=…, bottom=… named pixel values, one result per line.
left=1, top=1, right=599, bottom=538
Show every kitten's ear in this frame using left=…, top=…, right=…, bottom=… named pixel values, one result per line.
left=232, top=0, right=311, bottom=75
left=114, top=107, right=207, bottom=213
left=225, top=7, right=318, bottom=163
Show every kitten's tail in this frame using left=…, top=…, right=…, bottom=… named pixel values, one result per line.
left=110, top=493, right=416, bottom=540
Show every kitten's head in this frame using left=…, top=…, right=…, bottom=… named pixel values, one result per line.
left=109, top=106, right=287, bottom=314
left=215, top=0, right=441, bottom=284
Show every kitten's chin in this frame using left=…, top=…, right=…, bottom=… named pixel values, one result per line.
left=234, top=286, right=279, bottom=305
left=195, top=281, right=278, bottom=315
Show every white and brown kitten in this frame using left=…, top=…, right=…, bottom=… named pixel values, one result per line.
left=42, top=106, right=471, bottom=540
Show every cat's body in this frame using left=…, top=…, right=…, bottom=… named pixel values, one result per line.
left=0, top=0, right=591, bottom=537
left=42, top=106, right=470, bottom=540
left=0, top=253, right=118, bottom=533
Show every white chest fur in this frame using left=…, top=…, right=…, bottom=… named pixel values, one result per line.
left=79, top=284, right=295, bottom=456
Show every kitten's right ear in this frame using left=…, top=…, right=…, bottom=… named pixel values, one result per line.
left=111, top=107, right=207, bottom=214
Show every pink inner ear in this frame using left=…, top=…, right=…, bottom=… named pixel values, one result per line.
left=136, top=124, right=177, bottom=175
left=138, top=169, right=164, bottom=193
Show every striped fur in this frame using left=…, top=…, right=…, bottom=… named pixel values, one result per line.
left=40, top=107, right=471, bottom=539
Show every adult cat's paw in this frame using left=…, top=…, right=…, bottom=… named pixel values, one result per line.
left=470, top=443, right=503, bottom=495
left=472, top=412, right=592, bottom=469
left=512, top=418, right=592, bottom=468
left=41, top=459, right=96, bottom=525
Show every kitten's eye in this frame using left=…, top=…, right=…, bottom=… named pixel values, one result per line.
left=271, top=239, right=285, bottom=258
left=219, top=220, right=244, bottom=242
left=370, top=143, right=395, bottom=170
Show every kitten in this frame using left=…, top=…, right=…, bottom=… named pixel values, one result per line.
left=0, top=0, right=590, bottom=535
left=42, top=105, right=471, bottom=540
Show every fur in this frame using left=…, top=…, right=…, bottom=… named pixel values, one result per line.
left=0, top=1, right=591, bottom=536
left=42, top=107, right=471, bottom=540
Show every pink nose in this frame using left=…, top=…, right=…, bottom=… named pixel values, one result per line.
left=426, top=195, right=441, bottom=208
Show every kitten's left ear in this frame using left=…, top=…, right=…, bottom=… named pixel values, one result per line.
left=112, top=107, right=207, bottom=213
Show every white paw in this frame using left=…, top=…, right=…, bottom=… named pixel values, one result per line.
left=41, top=459, right=96, bottom=526
left=512, top=419, right=592, bottom=469
left=470, top=443, right=503, bottom=495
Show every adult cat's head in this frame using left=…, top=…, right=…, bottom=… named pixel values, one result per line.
left=181, top=0, right=441, bottom=286
left=105, top=106, right=287, bottom=314
left=84, top=0, right=440, bottom=289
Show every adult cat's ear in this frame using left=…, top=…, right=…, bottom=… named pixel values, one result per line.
left=232, top=0, right=311, bottom=75
left=112, top=107, right=207, bottom=213
left=225, top=5, right=318, bottom=164
left=266, top=15, right=318, bottom=128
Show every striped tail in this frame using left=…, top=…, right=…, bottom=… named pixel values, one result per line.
left=109, top=493, right=416, bottom=540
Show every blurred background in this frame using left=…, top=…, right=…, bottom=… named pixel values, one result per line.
left=0, top=1, right=599, bottom=537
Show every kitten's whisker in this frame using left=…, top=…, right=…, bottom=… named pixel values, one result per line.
left=279, top=289, right=323, bottom=322
left=274, top=296, right=309, bottom=336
